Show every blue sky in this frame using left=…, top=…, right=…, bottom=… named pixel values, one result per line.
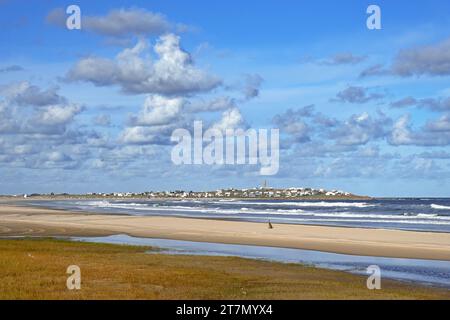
left=1, top=0, right=450, bottom=196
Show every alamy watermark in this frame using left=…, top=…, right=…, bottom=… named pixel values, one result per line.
left=66, top=5, right=81, bottom=30
left=366, top=265, right=381, bottom=290
left=171, top=121, right=279, bottom=176
left=367, top=4, right=381, bottom=30
left=66, top=265, right=81, bottom=290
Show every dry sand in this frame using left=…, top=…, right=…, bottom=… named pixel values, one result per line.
left=1, top=204, right=450, bottom=260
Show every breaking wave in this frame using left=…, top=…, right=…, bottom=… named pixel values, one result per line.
left=210, top=201, right=374, bottom=208
left=431, top=204, right=450, bottom=210
left=38, top=198, right=450, bottom=232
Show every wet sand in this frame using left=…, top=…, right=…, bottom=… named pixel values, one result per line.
left=1, top=204, right=450, bottom=260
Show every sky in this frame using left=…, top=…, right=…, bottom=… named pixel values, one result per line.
left=1, top=0, right=450, bottom=197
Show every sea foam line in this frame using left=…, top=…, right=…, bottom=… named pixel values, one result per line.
left=431, top=204, right=450, bottom=210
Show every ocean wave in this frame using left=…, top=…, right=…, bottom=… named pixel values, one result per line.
left=74, top=201, right=450, bottom=221
left=209, top=201, right=374, bottom=208
left=76, top=201, right=310, bottom=216
left=76, top=200, right=111, bottom=207
left=431, top=204, right=450, bottom=210
left=305, top=218, right=450, bottom=226
left=417, top=213, right=438, bottom=218
left=305, top=212, right=450, bottom=220
left=77, top=201, right=150, bottom=208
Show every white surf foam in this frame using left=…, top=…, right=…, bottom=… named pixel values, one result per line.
left=431, top=204, right=450, bottom=210
left=209, top=201, right=374, bottom=208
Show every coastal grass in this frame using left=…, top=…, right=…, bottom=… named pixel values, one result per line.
left=0, top=238, right=449, bottom=300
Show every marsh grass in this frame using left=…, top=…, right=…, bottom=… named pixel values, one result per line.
left=0, top=238, right=448, bottom=300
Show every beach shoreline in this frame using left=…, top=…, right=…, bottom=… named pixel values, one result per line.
left=1, top=203, right=450, bottom=261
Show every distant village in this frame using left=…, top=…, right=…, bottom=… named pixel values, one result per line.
left=115, top=187, right=354, bottom=199
left=12, top=183, right=359, bottom=199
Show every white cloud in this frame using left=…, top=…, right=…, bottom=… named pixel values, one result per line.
left=0, top=81, right=66, bottom=106
left=131, top=94, right=184, bottom=126
left=67, top=34, right=221, bottom=96
left=84, top=8, right=171, bottom=37
left=331, top=112, right=391, bottom=146
left=332, top=86, right=384, bottom=104
left=393, top=37, right=450, bottom=77
left=47, top=7, right=188, bottom=39
left=66, top=57, right=119, bottom=87
left=272, top=107, right=312, bottom=143
left=388, top=115, right=414, bottom=145
left=426, top=113, right=450, bottom=132
left=361, top=37, right=450, bottom=78
left=45, top=151, right=72, bottom=162
left=120, top=124, right=175, bottom=145
left=0, top=83, right=84, bottom=136
left=390, top=96, right=450, bottom=111
left=189, top=96, right=237, bottom=113
left=388, top=114, right=450, bottom=146
left=242, top=74, right=264, bottom=100
left=33, top=104, right=84, bottom=127
left=212, top=108, right=245, bottom=132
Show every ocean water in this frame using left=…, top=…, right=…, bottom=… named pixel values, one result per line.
left=28, top=197, right=450, bottom=233
left=74, top=234, right=450, bottom=289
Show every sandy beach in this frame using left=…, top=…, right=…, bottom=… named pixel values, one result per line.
left=1, top=203, right=450, bottom=261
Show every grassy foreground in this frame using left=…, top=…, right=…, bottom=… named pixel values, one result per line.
left=0, top=238, right=449, bottom=300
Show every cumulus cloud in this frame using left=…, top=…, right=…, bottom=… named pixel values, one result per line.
left=119, top=94, right=190, bottom=146
left=33, top=104, right=83, bottom=127
left=389, top=114, right=450, bottom=146
left=212, top=108, right=245, bottom=132
left=45, top=150, right=72, bottom=162
left=273, top=105, right=393, bottom=148
left=418, top=97, right=450, bottom=111
left=390, top=96, right=418, bottom=108
left=120, top=124, right=176, bottom=145
left=332, top=86, right=384, bottom=104
left=0, top=82, right=84, bottom=135
left=189, top=96, right=237, bottom=113
left=241, top=74, right=264, bottom=100
left=361, top=37, right=450, bottom=78
left=392, top=37, right=450, bottom=77
left=46, top=7, right=188, bottom=38
left=425, top=113, right=450, bottom=132
left=313, top=112, right=339, bottom=127
left=83, top=8, right=171, bottom=37
left=197, top=73, right=262, bottom=111
left=0, top=82, right=66, bottom=106
left=389, top=115, right=418, bottom=146
left=0, top=81, right=99, bottom=173
left=129, top=94, right=185, bottom=126
left=272, top=106, right=313, bottom=143
left=0, top=100, right=18, bottom=133
left=330, top=112, right=391, bottom=146
left=66, top=34, right=221, bottom=96
left=24, top=104, right=84, bottom=135
left=390, top=96, right=450, bottom=111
